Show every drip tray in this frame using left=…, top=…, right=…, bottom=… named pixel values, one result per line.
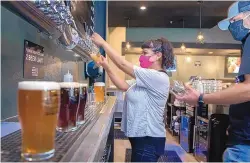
left=1, top=104, right=103, bottom=162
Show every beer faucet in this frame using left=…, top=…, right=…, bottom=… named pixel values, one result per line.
left=34, top=0, right=50, bottom=8
left=38, top=7, right=53, bottom=15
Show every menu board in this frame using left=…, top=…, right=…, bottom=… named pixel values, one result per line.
left=23, top=40, right=44, bottom=79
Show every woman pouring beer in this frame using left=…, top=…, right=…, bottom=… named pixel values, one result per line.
left=91, top=33, right=174, bottom=162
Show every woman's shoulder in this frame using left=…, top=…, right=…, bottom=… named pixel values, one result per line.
left=155, top=70, right=170, bottom=81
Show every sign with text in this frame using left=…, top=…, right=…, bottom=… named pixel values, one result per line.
left=23, top=40, right=44, bottom=79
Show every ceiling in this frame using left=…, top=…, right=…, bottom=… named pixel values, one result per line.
left=108, top=1, right=234, bottom=28
left=124, top=47, right=241, bottom=56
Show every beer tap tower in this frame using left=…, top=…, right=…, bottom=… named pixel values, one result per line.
left=2, top=0, right=97, bottom=62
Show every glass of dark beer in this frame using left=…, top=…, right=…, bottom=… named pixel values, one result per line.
left=57, top=82, right=80, bottom=132
left=77, top=83, right=88, bottom=125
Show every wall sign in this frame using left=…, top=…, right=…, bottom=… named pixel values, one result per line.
left=23, top=40, right=44, bottom=79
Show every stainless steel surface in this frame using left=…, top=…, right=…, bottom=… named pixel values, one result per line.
left=65, top=97, right=117, bottom=162
left=1, top=103, right=100, bottom=161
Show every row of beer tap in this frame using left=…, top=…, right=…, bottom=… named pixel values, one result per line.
left=34, top=0, right=95, bottom=28
left=31, top=0, right=98, bottom=58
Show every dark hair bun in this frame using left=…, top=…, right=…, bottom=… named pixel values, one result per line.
left=159, top=37, right=174, bottom=69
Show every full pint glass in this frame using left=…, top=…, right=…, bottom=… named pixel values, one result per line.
left=57, top=82, right=80, bottom=132
left=90, top=53, right=102, bottom=63
left=18, top=81, right=60, bottom=161
left=77, top=83, right=88, bottom=125
left=94, top=82, right=105, bottom=102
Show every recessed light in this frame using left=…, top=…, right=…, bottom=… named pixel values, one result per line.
left=208, top=52, right=213, bottom=54
left=170, top=21, right=173, bottom=24
left=186, top=56, right=192, bottom=62
left=180, top=43, right=186, bottom=50
left=126, top=42, right=131, bottom=49
left=140, top=6, right=146, bottom=10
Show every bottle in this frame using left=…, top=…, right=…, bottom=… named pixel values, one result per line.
left=64, top=70, right=73, bottom=82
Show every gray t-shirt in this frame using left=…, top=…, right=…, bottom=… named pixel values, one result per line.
left=121, top=66, right=170, bottom=137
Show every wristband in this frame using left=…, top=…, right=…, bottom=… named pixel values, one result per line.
left=198, top=93, right=204, bottom=107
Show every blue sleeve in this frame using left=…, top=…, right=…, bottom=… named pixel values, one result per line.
left=239, top=36, right=250, bottom=77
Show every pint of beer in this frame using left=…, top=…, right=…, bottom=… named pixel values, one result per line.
left=90, top=53, right=102, bottom=63
left=57, top=82, right=80, bottom=132
left=94, top=82, right=105, bottom=102
left=18, top=81, right=60, bottom=161
left=77, top=83, right=88, bottom=125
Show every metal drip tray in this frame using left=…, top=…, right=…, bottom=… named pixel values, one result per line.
left=1, top=103, right=104, bottom=162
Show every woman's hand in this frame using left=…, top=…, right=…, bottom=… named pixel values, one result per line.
left=91, top=33, right=106, bottom=47
left=91, top=32, right=135, bottom=78
left=96, top=55, right=109, bottom=70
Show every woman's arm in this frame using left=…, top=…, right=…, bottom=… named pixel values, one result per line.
left=97, top=55, right=130, bottom=92
left=102, top=42, right=135, bottom=78
left=105, top=66, right=130, bottom=91
left=91, top=33, right=135, bottom=78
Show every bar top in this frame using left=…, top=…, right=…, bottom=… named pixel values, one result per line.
left=1, top=96, right=117, bottom=162
left=61, top=96, right=117, bottom=162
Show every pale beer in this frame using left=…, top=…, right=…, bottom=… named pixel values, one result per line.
left=94, top=82, right=105, bottom=102
left=90, top=53, right=102, bottom=62
left=18, top=81, right=60, bottom=161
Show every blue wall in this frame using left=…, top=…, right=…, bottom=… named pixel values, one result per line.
left=94, top=1, right=107, bottom=83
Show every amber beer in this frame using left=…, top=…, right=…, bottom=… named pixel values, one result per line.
left=90, top=53, right=101, bottom=63
left=57, top=82, right=80, bottom=132
left=18, top=81, right=60, bottom=161
left=94, top=82, right=105, bottom=102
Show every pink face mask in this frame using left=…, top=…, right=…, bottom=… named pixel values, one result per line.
left=139, top=55, right=153, bottom=68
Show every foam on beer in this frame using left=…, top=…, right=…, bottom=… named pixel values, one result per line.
left=59, top=82, right=80, bottom=88
left=94, top=82, right=105, bottom=86
left=18, top=81, right=60, bottom=90
left=80, top=83, right=88, bottom=87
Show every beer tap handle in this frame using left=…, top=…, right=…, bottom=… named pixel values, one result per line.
left=90, top=26, right=94, bottom=35
left=51, top=4, right=58, bottom=13
left=91, top=16, right=95, bottom=24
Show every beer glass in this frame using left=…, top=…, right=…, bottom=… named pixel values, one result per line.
left=90, top=53, right=102, bottom=63
left=57, top=82, right=80, bottom=132
left=94, top=82, right=105, bottom=102
left=77, top=83, right=88, bottom=125
left=18, top=81, right=60, bottom=161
